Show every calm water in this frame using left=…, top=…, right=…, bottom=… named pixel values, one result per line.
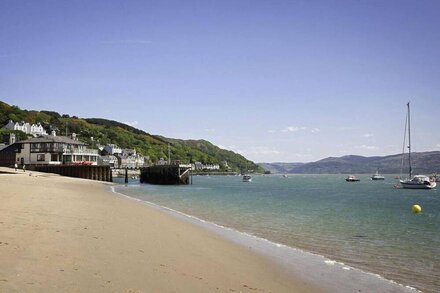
left=114, top=174, right=439, bottom=292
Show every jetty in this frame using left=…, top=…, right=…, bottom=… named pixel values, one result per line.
left=140, top=164, right=192, bottom=185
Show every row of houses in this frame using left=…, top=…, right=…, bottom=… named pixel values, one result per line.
left=97, top=144, right=146, bottom=169
left=3, top=120, right=47, bottom=136
left=193, top=161, right=221, bottom=171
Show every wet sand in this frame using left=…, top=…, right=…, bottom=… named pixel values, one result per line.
left=0, top=167, right=321, bottom=292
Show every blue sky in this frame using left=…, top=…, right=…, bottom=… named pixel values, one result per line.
left=1, top=0, right=439, bottom=162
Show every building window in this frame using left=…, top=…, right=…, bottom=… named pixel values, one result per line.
left=51, top=154, right=58, bottom=161
left=37, top=154, right=45, bottom=161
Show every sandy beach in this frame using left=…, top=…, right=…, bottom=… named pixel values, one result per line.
left=0, top=167, right=322, bottom=293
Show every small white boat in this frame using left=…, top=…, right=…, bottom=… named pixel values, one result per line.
left=399, top=102, right=436, bottom=189
left=242, top=175, right=252, bottom=182
left=345, top=175, right=360, bottom=182
left=371, top=171, right=385, bottom=180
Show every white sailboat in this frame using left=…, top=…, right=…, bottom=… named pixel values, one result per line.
left=242, top=163, right=252, bottom=182
left=371, top=171, right=385, bottom=180
left=399, top=102, right=436, bottom=189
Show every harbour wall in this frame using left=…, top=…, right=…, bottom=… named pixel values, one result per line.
left=34, top=165, right=112, bottom=182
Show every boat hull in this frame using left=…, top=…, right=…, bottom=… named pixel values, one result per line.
left=242, top=175, right=252, bottom=182
left=400, top=181, right=436, bottom=189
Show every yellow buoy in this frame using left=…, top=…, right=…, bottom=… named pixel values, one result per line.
left=412, top=204, right=422, bottom=214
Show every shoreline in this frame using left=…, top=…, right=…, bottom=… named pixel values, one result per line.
left=112, top=184, right=418, bottom=293
left=0, top=167, right=418, bottom=292
left=0, top=167, right=321, bottom=292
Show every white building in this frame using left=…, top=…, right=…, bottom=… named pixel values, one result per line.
left=14, top=135, right=99, bottom=166
left=193, top=161, right=220, bottom=171
left=3, top=120, right=47, bottom=136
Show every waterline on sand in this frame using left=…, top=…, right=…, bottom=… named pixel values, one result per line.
left=111, top=185, right=417, bottom=292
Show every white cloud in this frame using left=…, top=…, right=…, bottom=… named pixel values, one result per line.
left=281, top=126, right=306, bottom=133
left=279, top=126, right=320, bottom=134
left=362, top=133, right=374, bottom=138
left=359, top=145, right=379, bottom=150
left=204, top=128, right=215, bottom=132
left=124, top=121, right=139, bottom=127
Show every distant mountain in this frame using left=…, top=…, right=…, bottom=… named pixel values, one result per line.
left=259, top=152, right=440, bottom=174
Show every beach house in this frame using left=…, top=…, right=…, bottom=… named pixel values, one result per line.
left=0, top=133, right=99, bottom=167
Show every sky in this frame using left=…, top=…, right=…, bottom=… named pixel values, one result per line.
left=1, top=0, right=439, bottom=162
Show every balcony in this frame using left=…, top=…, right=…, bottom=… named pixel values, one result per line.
left=63, top=148, right=99, bottom=155
left=30, top=147, right=64, bottom=153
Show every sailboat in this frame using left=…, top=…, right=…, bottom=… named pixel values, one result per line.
left=399, top=102, right=436, bottom=189
left=242, top=163, right=252, bottom=182
left=371, top=171, right=385, bottom=180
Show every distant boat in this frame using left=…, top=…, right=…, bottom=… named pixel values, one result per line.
left=371, top=171, right=385, bottom=180
left=283, top=174, right=288, bottom=178
left=346, top=175, right=360, bottom=182
left=242, top=175, right=252, bottom=182
left=399, top=102, right=436, bottom=189
left=242, top=162, right=252, bottom=182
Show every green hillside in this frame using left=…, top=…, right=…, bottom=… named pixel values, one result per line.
left=0, top=101, right=263, bottom=173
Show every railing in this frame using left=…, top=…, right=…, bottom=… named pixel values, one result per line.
left=63, top=149, right=99, bottom=155
left=31, top=147, right=64, bottom=153
left=30, top=147, right=99, bottom=155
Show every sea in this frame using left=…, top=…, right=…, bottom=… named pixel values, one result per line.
left=113, top=174, right=439, bottom=292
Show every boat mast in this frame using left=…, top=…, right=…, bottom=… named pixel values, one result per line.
left=407, top=102, right=412, bottom=178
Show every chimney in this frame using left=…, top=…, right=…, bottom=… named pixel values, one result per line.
left=71, top=133, right=77, bottom=141
left=51, top=130, right=56, bottom=136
